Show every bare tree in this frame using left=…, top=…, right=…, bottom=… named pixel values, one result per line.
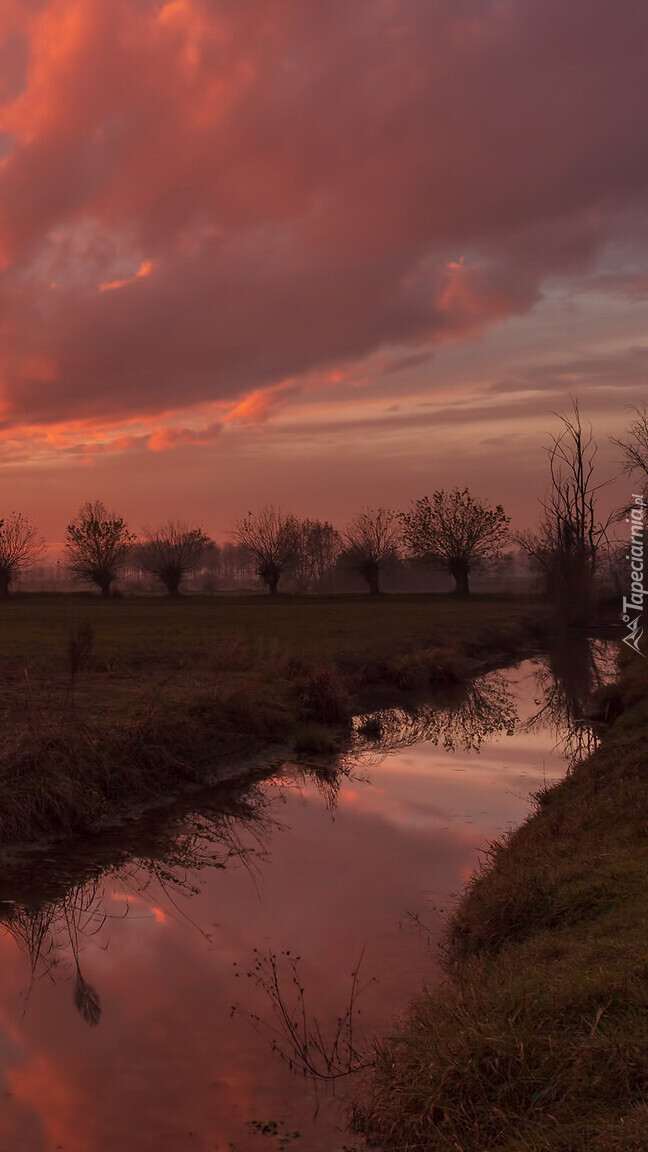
left=0, top=512, right=45, bottom=598
left=231, top=506, right=300, bottom=595
left=612, top=405, right=648, bottom=522
left=139, top=521, right=210, bottom=597
left=291, top=519, right=343, bottom=591
left=400, top=488, right=510, bottom=596
left=220, top=541, right=257, bottom=586
left=65, top=500, right=135, bottom=598
left=519, top=402, right=612, bottom=623
left=343, top=507, right=400, bottom=595
left=613, top=404, right=648, bottom=488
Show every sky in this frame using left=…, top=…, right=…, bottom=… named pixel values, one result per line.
left=1, top=0, right=647, bottom=542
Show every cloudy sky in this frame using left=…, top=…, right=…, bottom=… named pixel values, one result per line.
left=1, top=0, right=647, bottom=540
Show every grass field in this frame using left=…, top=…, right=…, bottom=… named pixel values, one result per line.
left=354, top=650, right=648, bottom=1152
left=0, top=591, right=540, bottom=662
left=0, top=592, right=546, bottom=729
left=0, top=592, right=547, bottom=847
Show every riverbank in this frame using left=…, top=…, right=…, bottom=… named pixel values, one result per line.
left=354, top=647, right=648, bottom=1152
left=0, top=593, right=548, bottom=849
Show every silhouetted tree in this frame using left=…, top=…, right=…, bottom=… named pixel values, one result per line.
left=139, top=521, right=210, bottom=596
left=343, top=507, right=400, bottom=595
left=612, top=404, right=648, bottom=533
left=401, top=488, right=509, bottom=595
left=65, top=500, right=134, bottom=598
left=231, top=507, right=300, bottom=595
left=613, top=404, right=648, bottom=490
left=220, top=541, right=257, bottom=586
left=292, top=519, right=343, bottom=591
left=519, top=402, right=611, bottom=624
left=0, top=512, right=45, bottom=598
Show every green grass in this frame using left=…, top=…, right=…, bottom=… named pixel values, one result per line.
left=354, top=649, right=648, bottom=1152
left=0, top=592, right=547, bottom=847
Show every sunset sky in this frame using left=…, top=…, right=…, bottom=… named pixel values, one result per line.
left=1, top=0, right=647, bottom=541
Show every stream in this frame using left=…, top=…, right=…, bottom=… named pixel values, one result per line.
left=0, top=640, right=615, bottom=1151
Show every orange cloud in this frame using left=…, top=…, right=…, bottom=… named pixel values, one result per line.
left=147, top=421, right=222, bottom=452
left=223, top=380, right=298, bottom=425
left=99, top=259, right=154, bottom=292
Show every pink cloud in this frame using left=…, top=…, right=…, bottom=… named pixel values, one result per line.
left=0, top=0, right=645, bottom=445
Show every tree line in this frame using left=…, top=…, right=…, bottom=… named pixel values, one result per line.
left=1, top=402, right=646, bottom=604
left=0, top=489, right=510, bottom=599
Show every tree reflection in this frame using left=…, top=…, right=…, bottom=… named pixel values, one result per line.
left=524, top=633, right=614, bottom=769
left=351, top=670, right=518, bottom=762
left=0, top=784, right=277, bottom=1026
left=3, top=879, right=106, bottom=1025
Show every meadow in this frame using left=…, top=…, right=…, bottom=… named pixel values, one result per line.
left=0, top=590, right=539, bottom=662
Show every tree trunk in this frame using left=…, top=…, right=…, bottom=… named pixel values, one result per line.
left=99, top=581, right=111, bottom=599
left=268, top=576, right=279, bottom=596
left=361, top=563, right=381, bottom=595
left=452, top=563, right=470, bottom=596
left=0, top=578, right=10, bottom=599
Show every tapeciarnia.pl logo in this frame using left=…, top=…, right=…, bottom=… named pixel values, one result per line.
left=621, top=493, right=646, bottom=656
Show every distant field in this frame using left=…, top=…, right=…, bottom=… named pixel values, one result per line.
left=0, top=592, right=539, bottom=665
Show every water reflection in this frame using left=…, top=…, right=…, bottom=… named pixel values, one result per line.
left=352, top=670, right=518, bottom=760
left=524, top=634, right=615, bottom=768
left=0, top=647, right=615, bottom=1151
left=2, top=785, right=280, bottom=1030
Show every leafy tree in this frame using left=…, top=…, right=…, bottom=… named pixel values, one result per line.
left=343, top=507, right=400, bottom=595
left=139, top=521, right=210, bottom=597
left=65, top=500, right=135, bottom=598
left=231, top=506, right=300, bottom=595
left=0, top=512, right=45, bottom=598
left=401, top=488, right=509, bottom=595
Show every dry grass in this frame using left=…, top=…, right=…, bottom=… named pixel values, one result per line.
left=354, top=648, right=648, bottom=1151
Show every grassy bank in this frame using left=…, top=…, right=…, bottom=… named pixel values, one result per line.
left=0, top=593, right=546, bottom=847
left=354, top=649, right=648, bottom=1152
